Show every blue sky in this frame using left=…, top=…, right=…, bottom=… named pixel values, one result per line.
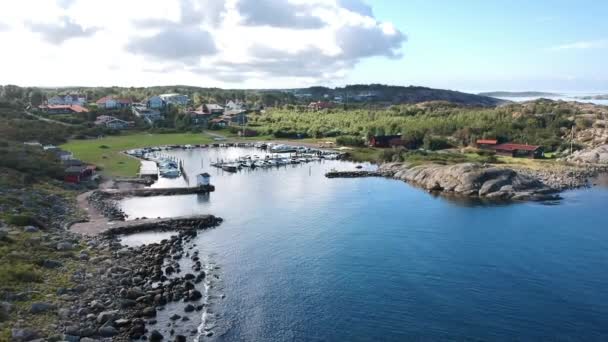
left=347, top=0, right=608, bottom=91
left=0, top=0, right=605, bottom=92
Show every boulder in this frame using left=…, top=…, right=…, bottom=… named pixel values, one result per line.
left=56, top=241, right=74, bottom=251
left=23, top=226, right=39, bottom=233
left=149, top=330, right=164, bottom=341
left=96, top=310, right=118, bottom=324
left=98, top=326, right=118, bottom=338
left=11, top=328, right=39, bottom=342
left=30, top=302, right=55, bottom=314
left=42, top=259, right=63, bottom=269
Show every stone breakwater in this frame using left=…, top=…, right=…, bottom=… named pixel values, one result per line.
left=325, top=171, right=381, bottom=178
left=88, top=190, right=128, bottom=221
left=378, top=162, right=559, bottom=201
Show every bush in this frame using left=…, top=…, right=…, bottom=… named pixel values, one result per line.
left=6, top=214, right=34, bottom=226
left=336, top=135, right=365, bottom=147
left=423, top=135, right=451, bottom=151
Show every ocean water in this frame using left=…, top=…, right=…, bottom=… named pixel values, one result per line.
left=120, top=147, right=608, bottom=341
left=494, top=93, right=608, bottom=106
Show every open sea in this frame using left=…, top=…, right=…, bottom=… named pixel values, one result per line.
left=119, top=147, right=608, bottom=341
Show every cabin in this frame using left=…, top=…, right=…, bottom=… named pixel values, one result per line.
left=369, top=135, right=404, bottom=148
left=223, top=110, right=248, bottom=125
left=196, top=173, right=211, bottom=186
left=64, top=165, right=95, bottom=183
left=492, top=143, right=544, bottom=159
left=476, top=139, right=498, bottom=149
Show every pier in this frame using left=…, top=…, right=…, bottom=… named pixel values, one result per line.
left=100, top=184, right=215, bottom=199
left=102, top=214, right=222, bottom=236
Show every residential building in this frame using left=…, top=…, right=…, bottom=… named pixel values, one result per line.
left=196, top=103, right=224, bottom=116
left=133, top=105, right=163, bottom=125
left=64, top=165, right=95, bottom=183
left=491, top=143, right=544, bottom=159
left=94, top=115, right=133, bottom=130
left=47, top=93, right=87, bottom=106
left=209, top=118, right=228, bottom=128
left=369, top=135, right=404, bottom=148
left=225, top=100, right=245, bottom=111
left=146, top=96, right=165, bottom=109
left=96, top=96, right=133, bottom=109
left=223, top=109, right=248, bottom=125
left=38, top=104, right=89, bottom=114
left=476, top=139, right=498, bottom=149
left=159, top=93, right=189, bottom=106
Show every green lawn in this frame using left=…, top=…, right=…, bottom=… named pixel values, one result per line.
left=61, top=133, right=213, bottom=177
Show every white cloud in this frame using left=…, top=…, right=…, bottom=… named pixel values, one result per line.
left=550, top=39, right=608, bottom=50
left=0, top=0, right=405, bottom=87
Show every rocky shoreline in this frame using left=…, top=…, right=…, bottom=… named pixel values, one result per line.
left=2, top=214, right=223, bottom=342
left=378, top=162, right=561, bottom=201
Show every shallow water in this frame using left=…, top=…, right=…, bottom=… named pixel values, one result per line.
left=120, top=147, right=608, bottom=341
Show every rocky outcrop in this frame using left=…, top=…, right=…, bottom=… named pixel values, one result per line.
left=379, top=162, right=559, bottom=201
left=325, top=171, right=380, bottom=178
left=567, top=145, right=608, bottom=164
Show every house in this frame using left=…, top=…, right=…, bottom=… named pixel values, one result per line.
left=38, top=104, right=89, bottom=114
left=476, top=139, right=498, bottom=149
left=64, top=165, right=95, bottom=183
left=146, top=96, right=165, bottom=109
left=47, top=93, right=87, bottom=106
left=223, top=110, right=248, bottom=125
left=133, top=105, right=163, bottom=125
left=369, top=135, right=404, bottom=148
left=209, top=118, right=228, bottom=128
left=96, top=96, right=132, bottom=109
left=196, top=103, right=224, bottom=116
left=491, top=143, right=544, bottom=159
left=94, top=115, right=133, bottom=130
left=308, top=101, right=334, bottom=111
left=187, top=111, right=211, bottom=126
left=159, top=93, right=189, bottom=106
left=225, top=100, right=245, bottom=111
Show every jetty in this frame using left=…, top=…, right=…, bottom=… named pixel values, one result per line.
left=325, top=170, right=381, bottom=178
left=102, top=214, right=223, bottom=236
left=99, top=184, right=215, bottom=199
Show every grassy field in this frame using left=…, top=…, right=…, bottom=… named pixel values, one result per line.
left=61, top=133, right=213, bottom=177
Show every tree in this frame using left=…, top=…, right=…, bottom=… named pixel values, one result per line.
left=28, top=90, right=45, bottom=107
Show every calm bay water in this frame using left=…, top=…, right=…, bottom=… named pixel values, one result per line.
left=120, top=147, right=608, bottom=341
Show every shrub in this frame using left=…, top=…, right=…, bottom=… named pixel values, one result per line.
left=6, top=214, right=34, bottom=226
left=336, top=135, right=365, bottom=147
left=0, top=264, right=43, bottom=284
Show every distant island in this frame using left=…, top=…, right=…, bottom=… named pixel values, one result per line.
left=575, top=94, right=608, bottom=100
left=478, top=91, right=561, bottom=97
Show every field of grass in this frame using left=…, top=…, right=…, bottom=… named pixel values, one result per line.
left=61, top=132, right=213, bottom=177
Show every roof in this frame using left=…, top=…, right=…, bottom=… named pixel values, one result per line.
left=96, top=96, right=132, bottom=105
left=205, top=104, right=224, bottom=110
left=493, top=143, right=541, bottom=152
left=39, top=104, right=89, bottom=113
left=476, top=139, right=498, bottom=145
left=65, top=166, right=86, bottom=173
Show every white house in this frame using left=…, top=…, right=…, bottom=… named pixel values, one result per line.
left=96, top=96, right=132, bottom=109
left=159, top=93, right=189, bottom=106
left=225, top=100, right=245, bottom=111
left=47, top=94, right=86, bottom=106
left=147, top=96, right=165, bottom=109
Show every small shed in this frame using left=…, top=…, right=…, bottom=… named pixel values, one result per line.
left=197, top=173, right=211, bottom=186
left=369, top=135, right=403, bottom=148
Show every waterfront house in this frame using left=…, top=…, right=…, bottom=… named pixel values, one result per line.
left=491, top=143, right=544, bottom=159
left=38, top=104, right=89, bottom=114
left=476, top=139, right=498, bottom=149
left=159, top=93, right=189, bottom=106
left=96, top=96, right=133, bottom=109
left=369, top=135, right=404, bottom=148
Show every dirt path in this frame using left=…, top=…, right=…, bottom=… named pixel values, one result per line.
left=23, top=109, right=76, bottom=127
left=70, top=190, right=115, bottom=236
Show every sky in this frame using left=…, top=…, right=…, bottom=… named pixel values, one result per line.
left=0, top=0, right=606, bottom=92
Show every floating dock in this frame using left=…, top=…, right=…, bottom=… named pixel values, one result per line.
left=139, top=160, right=159, bottom=179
